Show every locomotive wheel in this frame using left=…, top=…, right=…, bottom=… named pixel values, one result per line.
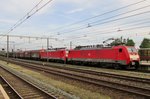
left=135, top=62, right=140, bottom=70
left=114, top=64, right=121, bottom=69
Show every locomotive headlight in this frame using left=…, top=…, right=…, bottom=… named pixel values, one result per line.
left=130, top=55, right=139, bottom=60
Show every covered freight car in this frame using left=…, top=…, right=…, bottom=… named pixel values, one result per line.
left=24, top=51, right=31, bottom=59
left=30, top=50, right=41, bottom=60
left=139, top=48, right=150, bottom=61
left=16, top=51, right=24, bottom=58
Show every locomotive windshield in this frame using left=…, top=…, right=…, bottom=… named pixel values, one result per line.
left=127, top=47, right=137, bottom=53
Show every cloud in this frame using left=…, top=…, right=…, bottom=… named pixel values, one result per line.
left=0, top=19, right=16, bottom=24
left=0, top=0, right=53, bottom=15
left=66, top=8, right=84, bottom=14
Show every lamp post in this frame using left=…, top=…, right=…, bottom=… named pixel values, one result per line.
left=7, top=35, right=9, bottom=64
left=47, top=38, right=49, bottom=62
left=70, top=41, right=72, bottom=49
left=12, top=41, right=15, bottom=58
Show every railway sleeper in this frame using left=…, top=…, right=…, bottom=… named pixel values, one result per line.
left=23, top=94, right=42, bottom=98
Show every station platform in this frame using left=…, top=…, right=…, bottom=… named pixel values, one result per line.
left=0, top=84, right=9, bottom=99
left=141, top=61, right=150, bottom=66
left=140, top=61, right=150, bottom=71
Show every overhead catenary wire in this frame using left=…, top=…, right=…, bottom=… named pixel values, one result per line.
left=55, top=8, right=150, bottom=35
left=54, top=4, right=150, bottom=35
left=64, top=24, right=150, bottom=41
left=92, top=10, right=150, bottom=26
left=49, top=0, right=146, bottom=33
left=0, top=34, right=58, bottom=51
left=74, top=31, right=150, bottom=46
left=10, top=0, right=53, bottom=33
left=0, top=0, right=53, bottom=39
left=10, top=0, right=44, bottom=31
left=65, top=17, right=150, bottom=38
left=53, top=18, right=150, bottom=43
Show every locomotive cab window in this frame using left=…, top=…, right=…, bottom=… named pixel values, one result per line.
left=119, top=48, right=122, bottom=52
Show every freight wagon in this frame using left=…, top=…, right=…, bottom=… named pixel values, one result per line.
left=139, top=48, right=150, bottom=61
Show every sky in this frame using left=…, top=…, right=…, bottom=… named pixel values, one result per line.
left=0, top=0, right=150, bottom=51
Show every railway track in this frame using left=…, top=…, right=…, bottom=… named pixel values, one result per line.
left=0, top=76, right=22, bottom=99
left=0, top=65, right=57, bottom=99
left=12, top=58, right=150, bottom=84
left=11, top=57, right=150, bottom=73
left=4, top=58, right=150, bottom=98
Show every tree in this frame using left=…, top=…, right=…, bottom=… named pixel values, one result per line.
left=109, top=37, right=135, bottom=46
left=126, top=39, right=135, bottom=46
left=110, top=37, right=123, bottom=46
left=140, top=38, right=150, bottom=48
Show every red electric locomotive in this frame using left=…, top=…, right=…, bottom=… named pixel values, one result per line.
left=40, top=48, right=67, bottom=62
left=67, top=45, right=140, bottom=69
